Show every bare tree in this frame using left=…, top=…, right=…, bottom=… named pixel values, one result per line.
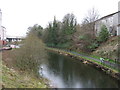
left=82, top=8, right=99, bottom=24
left=71, top=8, right=100, bottom=52
left=81, top=8, right=100, bottom=37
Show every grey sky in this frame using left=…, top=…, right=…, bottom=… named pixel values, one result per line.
left=0, top=0, right=119, bottom=36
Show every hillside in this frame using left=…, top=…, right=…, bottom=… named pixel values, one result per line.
left=2, top=64, right=47, bottom=88
left=2, top=51, right=48, bottom=88
left=92, top=36, right=119, bottom=62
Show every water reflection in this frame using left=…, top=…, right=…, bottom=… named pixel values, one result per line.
left=39, top=52, right=118, bottom=88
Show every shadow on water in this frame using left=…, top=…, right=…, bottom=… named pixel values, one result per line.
left=39, top=51, right=119, bottom=88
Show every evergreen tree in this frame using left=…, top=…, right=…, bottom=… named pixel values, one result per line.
left=45, top=16, right=60, bottom=47
left=98, top=24, right=109, bottom=43
left=59, top=13, right=77, bottom=48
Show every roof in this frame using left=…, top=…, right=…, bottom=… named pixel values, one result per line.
left=7, top=36, right=24, bottom=38
left=95, top=11, right=120, bottom=22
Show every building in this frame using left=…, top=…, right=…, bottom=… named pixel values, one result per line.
left=0, top=9, right=7, bottom=40
left=93, top=2, right=120, bottom=36
left=94, top=11, right=120, bottom=36
left=0, top=9, right=7, bottom=45
left=118, top=1, right=120, bottom=35
left=6, top=36, right=23, bottom=42
left=0, top=9, right=2, bottom=39
left=0, top=26, right=7, bottom=40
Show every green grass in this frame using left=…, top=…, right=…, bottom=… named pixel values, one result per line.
left=70, top=50, right=119, bottom=64
left=90, top=55, right=120, bottom=64
left=2, top=64, right=47, bottom=88
left=77, top=54, right=119, bottom=72
left=62, top=48, right=120, bottom=68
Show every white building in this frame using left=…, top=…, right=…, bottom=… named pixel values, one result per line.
left=94, top=2, right=120, bottom=36
left=118, top=1, right=120, bottom=35
left=0, top=9, right=7, bottom=40
left=6, top=36, right=23, bottom=42
left=0, top=9, right=2, bottom=39
left=0, top=26, right=7, bottom=40
left=94, top=11, right=120, bottom=36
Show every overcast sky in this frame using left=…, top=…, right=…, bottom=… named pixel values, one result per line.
left=0, top=0, right=120, bottom=36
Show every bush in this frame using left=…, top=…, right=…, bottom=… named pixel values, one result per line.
left=13, top=33, right=47, bottom=76
left=98, top=24, right=109, bottom=43
left=57, top=43, right=71, bottom=49
left=88, top=42, right=99, bottom=51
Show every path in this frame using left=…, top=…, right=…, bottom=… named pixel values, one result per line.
left=63, top=50, right=120, bottom=70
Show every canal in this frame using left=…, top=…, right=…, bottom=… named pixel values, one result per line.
left=39, top=51, right=119, bottom=88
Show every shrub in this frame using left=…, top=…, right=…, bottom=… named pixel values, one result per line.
left=13, top=33, right=47, bottom=76
left=88, top=42, right=99, bottom=51
left=98, top=24, right=109, bottom=43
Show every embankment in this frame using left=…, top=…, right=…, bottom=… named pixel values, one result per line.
left=2, top=50, right=50, bottom=88
left=2, top=64, right=48, bottom=88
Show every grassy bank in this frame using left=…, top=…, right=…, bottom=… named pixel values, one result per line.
left=2, top=50, right=49, bottom=88
left=46, top=47, right=120, bottom=80
left=2, top=64, right=47, bottom=88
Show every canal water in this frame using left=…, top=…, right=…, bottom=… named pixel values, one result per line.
left=39, top=51, right=119, bottom=88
